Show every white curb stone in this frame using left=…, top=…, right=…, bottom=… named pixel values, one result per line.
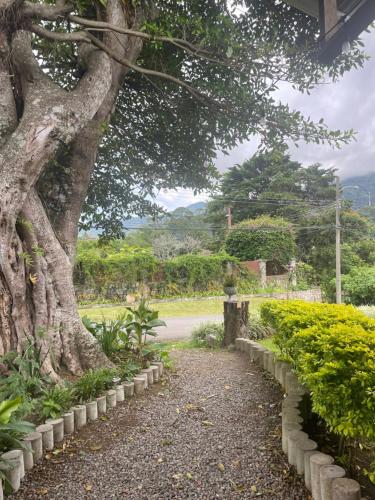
left=150, top=365, right=160, bottom=382
left=96, top=395, right=107, bottom=415
left=21, top=439, right=34, bottom=471
left=133, top=376, right=146, bottom=394
left=142, top=368, right=154, bottom=385
left=86, top=401, right=98, bottom=421
left=63, top=411, right=74, bottom=434
left=331, top=478, right=361, bottom=500
left=106, top=389, right=117, bottom=408
left=123, top=381, right=135, bottom=397
left=1, top=449, right=24, bottom=479
left=288, top=430, right=309, bottom=466
left=24, top=432, right=43, bottom=461
left=311, top=453, right=335, bottom=500
left=115, top=385, right=125, bottom=402
left=320, top=464, right=346, bottom=500
left=72, top=405, right=87, bottom=430
left=46, top=418, right=64, bottom=443
left=36, top=423, right=54, bottom=451
left=282, top=422, right=302, bottom=453
left=304, top=450, right=321, bottom=491
left=296, top=439, right=318, bottom=475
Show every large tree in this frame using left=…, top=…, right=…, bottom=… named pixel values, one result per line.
left=0, top=0, right=365, bottom=377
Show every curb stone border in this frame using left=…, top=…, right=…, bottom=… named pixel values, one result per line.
left=235, top=338, right=365, bottom=500
left=0, top=362, right=164, bottom=498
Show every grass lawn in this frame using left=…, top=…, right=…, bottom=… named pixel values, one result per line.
left=79, top=296, right=268, bottom=321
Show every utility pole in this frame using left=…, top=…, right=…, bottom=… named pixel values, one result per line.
left=226, top=206, right=232, bottom=228
left=335, top=175, right=341, bottom=304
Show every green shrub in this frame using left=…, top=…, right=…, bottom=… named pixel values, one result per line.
left=192, top=321, right=224, bottom=346
left=225, top=215, right=296, bottom=265
left=73, top=368, right=118, bottom=402
left=39, top=385, right=73, bottom=421
left=260, top=300, right=375, bottom=439
left=340, top=266, right=375, bottom=306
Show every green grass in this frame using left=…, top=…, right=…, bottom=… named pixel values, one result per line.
left=79, top=297, right=267, bottom=321
left=258, top=337, right=280, bottom=354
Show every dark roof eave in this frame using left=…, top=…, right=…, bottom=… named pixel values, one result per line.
left=318, top=0, right=375, bottom=64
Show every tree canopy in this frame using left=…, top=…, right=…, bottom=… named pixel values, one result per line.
left=33, top=1, right=364, bottom=237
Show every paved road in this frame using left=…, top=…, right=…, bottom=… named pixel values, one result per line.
left=155, top=314, right=223, bottom=341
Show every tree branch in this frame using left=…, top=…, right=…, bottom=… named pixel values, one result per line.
left=22, top=1, right=74, bottom=21
left=30, top=23, right=215, bottom=105
left=68, top=14, right=214, bottom=58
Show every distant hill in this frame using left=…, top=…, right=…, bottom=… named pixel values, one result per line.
left=342, top=172, right=375, bottom=209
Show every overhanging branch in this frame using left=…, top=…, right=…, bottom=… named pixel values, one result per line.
left=30, top=24, right=219, bottom=106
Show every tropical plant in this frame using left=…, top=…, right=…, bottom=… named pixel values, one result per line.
left=125, top=299, right=166, bottom=363
left=72, top=368, right=118, bottom=403
left=116, top=361, right=141, bottom=382
left=82, top=314, right=133, bottom=359
left=0, top=339, right=52, bottom=418
left=0, top=397, right=34, bottom=453
left=39, top=385, right=73, bottom=421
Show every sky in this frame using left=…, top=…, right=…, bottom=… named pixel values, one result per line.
left=156, top=30, right=375, bottom=211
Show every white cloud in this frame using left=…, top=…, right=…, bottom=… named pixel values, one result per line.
left=158, top=30, right=375, bottom=210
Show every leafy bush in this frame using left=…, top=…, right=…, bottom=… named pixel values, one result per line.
left=260, top=300, right=375, bottom=439
left=0, top=339, right=52, bottom=419
left=340, top=266, right=375, bottom=306
left=83, top=314, right=133, bottom=359
left=192, top=322, right=224, bottom=346
left=0, top=397, right=34, bottom=453
left=39, top=385, right=73, bottom=421
left=72, top=368, right=118, bottom=402
left=225, top=215, right=296, bottom=265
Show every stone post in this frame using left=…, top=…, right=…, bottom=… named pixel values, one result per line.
left=223, top=301, right=249, bottom=346
left=259, top=260, right=267, bottom=288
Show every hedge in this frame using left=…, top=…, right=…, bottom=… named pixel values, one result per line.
left=74, top=241, right=254, bottom=299
left=225, top=215, right=296, bottom=265
left=260, top=300, right=375, bottom=439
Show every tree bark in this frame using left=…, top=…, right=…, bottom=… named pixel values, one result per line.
left=0, top=0, right=144, bottom=377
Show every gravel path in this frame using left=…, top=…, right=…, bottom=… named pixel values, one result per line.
left=13, top=350, right=308, bottom=499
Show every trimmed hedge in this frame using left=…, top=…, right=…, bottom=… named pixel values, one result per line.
left=260, top=300, right=375, bottom=439
left=225, top=215, right=296, bottom=265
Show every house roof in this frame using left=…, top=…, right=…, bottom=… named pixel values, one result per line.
left=284, top=0, right=375, bottom=63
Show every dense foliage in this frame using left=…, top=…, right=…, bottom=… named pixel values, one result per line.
left=225, top=216, right=296, bottom=265
left=340, top=266, right=375, bottom=306
left=75, top=240, right=260, bottom=300
left=260, top=300, right=375, bottom=439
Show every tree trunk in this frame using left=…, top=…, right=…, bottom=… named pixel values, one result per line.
left=0, top=0, right=143, bottom=377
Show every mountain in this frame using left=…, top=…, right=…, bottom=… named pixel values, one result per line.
left=342, top=172, right=375, bottom=209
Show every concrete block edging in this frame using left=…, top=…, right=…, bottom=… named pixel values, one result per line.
left=235, top=338, right=362, bottom=500
left=0, top=361, right=165, bottom=497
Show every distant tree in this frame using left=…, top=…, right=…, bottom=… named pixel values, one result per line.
left=224, top=215, right=296, bottom=265
left=206, top=152, right=336, bottom=229
left=153, top=234, right=202, bottom=260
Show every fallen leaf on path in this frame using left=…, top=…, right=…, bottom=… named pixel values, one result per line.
left=232, top=459, right=241, bottom=469
left=172, top=473, right=183, bottom=480
left=161, top=439, right=173, bottom=446
left=157, top=458, right=163, bottom=463
left=217, top=463, right=225, bottom=472
left=176, top=407, right=180, bottom=414
left=84, top=484, right=93, bottom=491
left=89, top=443, right=103, bottom=451
left=202, top=420, right=214, bottom=427
left=224, top=385, right=231, bottom=390
left=186, top=472, right=193, bottom=480
left=251, top=485, right=257, bottom=493
left=52, top=449, right=62, bottom=455
left=35, top=488, right=48, bottom=496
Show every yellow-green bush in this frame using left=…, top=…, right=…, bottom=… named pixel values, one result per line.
left=260, top=300, right=375, bottom=439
